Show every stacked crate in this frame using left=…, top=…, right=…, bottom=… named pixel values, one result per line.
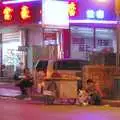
left=82, top=65, right=120, bottom=98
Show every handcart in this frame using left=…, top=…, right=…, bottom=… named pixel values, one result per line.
left=42, top=77, right=78, bottom=105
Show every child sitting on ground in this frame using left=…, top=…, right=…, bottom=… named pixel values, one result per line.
left=76, top=89, right=89, bottom=106
left=86, top=79, right=102, bottom=105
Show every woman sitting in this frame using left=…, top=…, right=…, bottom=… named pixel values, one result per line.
left=16, top=68, right=33, bottom=98
left=86, top=79, right=103, bottom=105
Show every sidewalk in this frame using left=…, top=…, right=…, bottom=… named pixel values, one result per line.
left=0, top=82, right=21, bottom=97
left=0, top=82, right=120, bottom=106
left=102, top=99, right=120, bottom=107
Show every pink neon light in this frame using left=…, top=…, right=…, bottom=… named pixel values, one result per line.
left=2, top=0, right=38, bottom=4
left=69, top=19, right=117, bottom=24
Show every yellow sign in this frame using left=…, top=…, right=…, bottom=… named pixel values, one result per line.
left=68, top=2, right=77, bottom=16
left=3, top=7, right=13, bottom=21
left=20, top=5, right=31, bottom=20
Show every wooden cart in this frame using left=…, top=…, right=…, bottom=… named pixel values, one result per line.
left=43, top=77, right=80, bottom=104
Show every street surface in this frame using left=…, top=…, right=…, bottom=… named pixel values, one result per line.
left=0, top=82, right=120, bottom=120
left=0, top=99, right=120, bottom=120
left=0, top=82, right=21, bottom=97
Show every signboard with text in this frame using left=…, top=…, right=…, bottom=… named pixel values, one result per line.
left=0, top=1, right=42, bottom=25
left=44, top=32, right=57, bottom=41
left=69, top=0, right=116, bottom=21
left=44, top=32, right=57, bottom=45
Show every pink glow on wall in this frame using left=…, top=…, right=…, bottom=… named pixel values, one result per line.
left=62, top=29, right=70, bottom=58
left=70, top=19, right=117, bottom=24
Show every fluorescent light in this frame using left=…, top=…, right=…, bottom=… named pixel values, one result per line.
left=69, top=19, right=117, bottom=24
left=2, top=0, right=39, bottom=4
left=97, top=0, right=107, bottom=3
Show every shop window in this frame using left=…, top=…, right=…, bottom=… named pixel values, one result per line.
left=79, top=44, right=90, bottom=52
left=70, top=26, right=116, bottom=60
left=70, top=26, right=94, bottom=60
left=95, top=28, right=116, bottom=52
left=98, top=39, right=112, bottom=46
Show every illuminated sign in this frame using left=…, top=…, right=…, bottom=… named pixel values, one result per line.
left=86, top=9, right=104, bottom=19
left=20, top=5, right=31, bottom=20
left=3, top=7, right=13, bottom=21
left=86, top=10, right=95, bottom=19
left=69, top=0, right=116, bottom=21
left=0, top=1, right=42, bottom=24
left=96, top=10, right=104, bottom=19
left=68, top=1, right=77, bottom=16
left=42, top=0, right=69, bottom=28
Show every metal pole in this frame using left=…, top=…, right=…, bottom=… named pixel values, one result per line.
left=116, top=15, right=120, bottom=72
left=0, top=33, right=2, bottom=77
left=25, top=29, right=29, bottom=68
left=93, top=27, right=96, bottom=49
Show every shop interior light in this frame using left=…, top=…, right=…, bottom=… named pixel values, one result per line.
left=96, top=10, right=104, bottom=19
left=86, top=10, right=95, bottom=19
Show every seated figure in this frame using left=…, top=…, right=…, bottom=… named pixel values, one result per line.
left=16, top=68, right=33, bottom=98
left=86, top=79, right=102, bottom=105
left=76, top=89, right=89, bottom=106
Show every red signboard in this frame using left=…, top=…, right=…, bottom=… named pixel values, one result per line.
left=0, top=1, right=42, bottom=25
left=44, top=32, right=57, bottom=40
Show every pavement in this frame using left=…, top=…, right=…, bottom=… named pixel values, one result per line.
left=0, top=82, right=20, bottom=97
left=1, top=82, right=120, bottom=120
left=0, top=82, right=120, bottom=107
left=0, top=100, right=120, bottom=120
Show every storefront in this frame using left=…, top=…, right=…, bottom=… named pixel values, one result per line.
left=0, top=0, right=42, bottom=78
left=69, top=0, right=117, bottom=60
left=2, top=29, right=23, bottom=77
left=0, top=0, right=69, bottom=78
left=70, top=26, right=116, bottom=60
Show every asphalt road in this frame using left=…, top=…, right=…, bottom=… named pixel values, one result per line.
left=0, top=99, right=120, bottom=120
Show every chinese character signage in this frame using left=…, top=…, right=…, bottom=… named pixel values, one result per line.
left=69, top=0, right=116, bottom=21
left=68, top=1, right=78, bottom=17
left=0, top=1, right=42, bottom=25
left=20, top=5, right=31, bottom=20
left=3, top=7, right=13, bottom=21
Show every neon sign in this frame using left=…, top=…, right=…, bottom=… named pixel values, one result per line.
left=86, top=9, right=104, bottom=19
left=0, top=1, right=42, bottom=24
left=68, top=1, right=77, bottom=16
left=20, top=5, right=31, bottom=20
left=3, top=7, right=13, bottom=21
left=86, top=10, right=95, bottom=19
left=69, top=0, right=116, bottom=22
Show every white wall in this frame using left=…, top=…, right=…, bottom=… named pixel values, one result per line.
left=27, top=27, right=43, bottom=69
left=28, top=27, right=43, bottom=46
